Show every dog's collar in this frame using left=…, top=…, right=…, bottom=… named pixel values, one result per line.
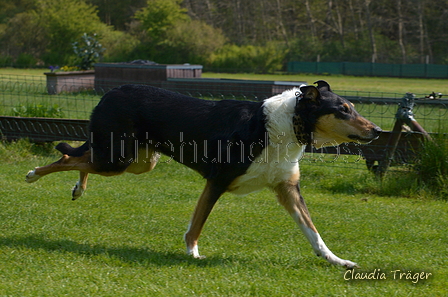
left=295, top=91, right=303, bottom=106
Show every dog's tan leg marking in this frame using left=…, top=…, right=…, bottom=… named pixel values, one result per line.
left=184, top=180, right=224, bottom=259
left=72, top=172, right=89, bottom=200
left=26, top=154, right=73, bottom=183
left=274, top=181, right=358, bottom=269
left=27, top=152, right=90, bottom=178
left=26, top=150, right=122, bottom=184
left=125, top=148, right=160, bottom=174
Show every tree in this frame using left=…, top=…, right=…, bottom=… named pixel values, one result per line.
left=133, top=0, right=225, bottom=64
left=36, top=0, right=110, bottom=65
left=364, top=0, right=377, bottom=63
left=397, top=0, right=406, bottom=64
left=87, top=0, right=147, bottom=30
left=2, top=0, right=448, bottom=68
left=135, top=0, right=189, bottom=44
left=0, top=0, right=36, bottom=24
left=0, top=0, right=111, bottom=65
left=166, top=19, right=226, bottom=64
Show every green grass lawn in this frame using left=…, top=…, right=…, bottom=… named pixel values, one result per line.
left=0, top=90, right=100, bottom=119
left=202, top=72, right=448, bottom=95
left=1, top=69, right=447, bottom=295
left=0, top=67, right=50, bottom=77
left=2, top=67, right=448, bottom=94
left=0, top=141, right=446, bottom=296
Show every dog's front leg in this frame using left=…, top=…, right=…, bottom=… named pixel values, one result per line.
left=184, top=180, right=225, bottom=259
left=274, top=181, right=358, bottom=269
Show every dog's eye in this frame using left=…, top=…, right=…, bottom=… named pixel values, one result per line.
left=341, top=103, right=350, bottom=113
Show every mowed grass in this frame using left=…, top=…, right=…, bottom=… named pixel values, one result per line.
left=0, top=141, right=447, bottom=296
left=1, top=69, right=447, bottom=295
left=2, top=67, right=448, bottom=94
left=202, top=72, right=448, bottom=95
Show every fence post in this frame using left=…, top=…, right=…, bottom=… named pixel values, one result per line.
left=396, top=93, right=431, bottom=139
left=376, top=93, right=430, bottom=176
left=376, top=119, right=403, bottom=177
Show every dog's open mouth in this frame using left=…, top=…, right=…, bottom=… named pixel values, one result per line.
left=348, top=134, right=379, bottom=144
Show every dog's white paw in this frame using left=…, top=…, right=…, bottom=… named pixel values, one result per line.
left=72, top=181, right=84, bottom=200
left=187, top=245, right=206, bottom=259
left=341, top=259, right=359, bottom=269
left=321, top=252, right=359, bottom=269
left=25, top=170, right=41, bottom=183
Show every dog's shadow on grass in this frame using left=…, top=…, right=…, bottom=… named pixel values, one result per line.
left=0, top=234, right=235, bottom=267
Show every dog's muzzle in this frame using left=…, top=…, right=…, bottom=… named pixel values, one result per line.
left=349, top=126, right=382, bottom=144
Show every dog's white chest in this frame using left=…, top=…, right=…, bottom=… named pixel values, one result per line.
left=228, top=87, right=306, bottom=195
left=227, top=143, right=305, bottom=195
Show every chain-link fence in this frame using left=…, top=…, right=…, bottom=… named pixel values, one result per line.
left=1, top=74, right=447, bottom=171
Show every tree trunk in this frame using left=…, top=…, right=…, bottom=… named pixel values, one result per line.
left=397, top=0, right=406, bottom=64
left=348, top=0, right=359, bottom=40
left=305, top=0, right=317, bottom=41
left=418, top=0, right=424, bottom=63
left=276, top=0, right=289, bottom=47
left=364, top=0, right=377, bottom=62
left=327, top=0, right=345, bottom=48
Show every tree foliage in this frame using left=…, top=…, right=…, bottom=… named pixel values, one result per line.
left=86, top=0, right=148, bottom=30
left=132, top=0, right=225, bottom=64
left=0, top=0, right=447, bottom=71
left=135, top=0, right=189, bottom=43
left=0, top=0, right=110, bottom=65
left=40, top=0, right=110, bottom=65
left=184, top=0, right=448, bottom=64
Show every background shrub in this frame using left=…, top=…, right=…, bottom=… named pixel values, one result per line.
left=72, top=33, right=105, bottom=70
left=206, top=43, right=287, bottom=73
left=416, top=136, right=448, bottom=199
left=15, top=53, right=37, bottom=68
left=13, top=104, right=64, bottom=118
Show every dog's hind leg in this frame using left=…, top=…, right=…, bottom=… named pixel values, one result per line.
left=26, top=149, right=122, bottom=182
left=25, top=154, right=72, bottom=183
left=26, top=152, right=90, bottom=182
left=184, top=180, right=226, bottom=258
left=25, top=168, right=43, bottom=183
left=26, top=142, right=93, bottom=183
left=274, top=181, right=358, bottom=269
left=72, top=171, right=89, bottom=200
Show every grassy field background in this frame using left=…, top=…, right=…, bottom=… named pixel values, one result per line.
left=2, top=67, right=448, bottom=94
left=0, top=141, right=447, bottom=296
left=1, top=68, right=447, bottom=296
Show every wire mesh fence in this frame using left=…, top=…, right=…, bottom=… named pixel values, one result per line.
left=1, top=74, right=447, bottom=171
left=0, top=74, right=99, bottom=120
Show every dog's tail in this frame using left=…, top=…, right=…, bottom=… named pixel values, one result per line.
left=55, top=141, right=89, bottom=157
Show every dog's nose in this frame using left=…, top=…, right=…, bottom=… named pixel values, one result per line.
left=373, top=126, right=382, bottom=137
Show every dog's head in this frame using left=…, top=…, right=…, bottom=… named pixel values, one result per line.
left=293, top=80, right=381, bottom=148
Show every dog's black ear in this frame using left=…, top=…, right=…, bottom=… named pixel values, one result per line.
left=299, top=85, right=320, bottom=104
left=313, top=80, right=332, bottom=92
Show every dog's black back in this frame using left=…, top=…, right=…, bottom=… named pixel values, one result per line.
left=87, top=85, right=267, bottom=185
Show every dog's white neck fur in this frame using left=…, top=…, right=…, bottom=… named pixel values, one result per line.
left=263, top=87, right=304, bottom=144
left=228, top=87, right=306, bottom=195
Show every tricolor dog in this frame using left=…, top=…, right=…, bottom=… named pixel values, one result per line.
left=26, top=80, right=381, bottom=268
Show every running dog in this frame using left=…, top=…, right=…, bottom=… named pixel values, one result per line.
left=26, top=80, right=381, bottom=268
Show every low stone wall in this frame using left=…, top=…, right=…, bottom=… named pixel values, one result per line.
left=44, top=70, right=95, bottom=94
left=94, top=63, right=202, bottom=93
